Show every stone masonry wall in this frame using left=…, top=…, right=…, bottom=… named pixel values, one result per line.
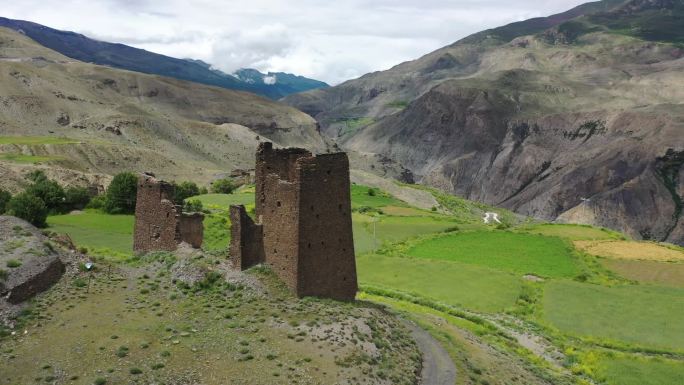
left=230, top=142, right=358, bottom=301
left=133, top=175, right=204, bottom=254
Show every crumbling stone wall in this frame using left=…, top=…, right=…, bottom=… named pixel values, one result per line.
left=230, top=142, right=358, bottom=301
left=133, top=175, right=204, bottom=254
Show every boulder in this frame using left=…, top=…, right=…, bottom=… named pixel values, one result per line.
left=0, top=216, right=65, bottom=303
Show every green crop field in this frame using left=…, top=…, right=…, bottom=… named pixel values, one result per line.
left=47, top=211, right=134, bottom=258
left=0, top=136, right=81, bottom=145
left=518, top=223, right=623, bottom=241
left=406, top=231, right=579, bottom=278
left=543, top=281, right=684, bottom=351
left=358, top=254, right=522, bottom=313
left=595, top=355, right=684, bottom=385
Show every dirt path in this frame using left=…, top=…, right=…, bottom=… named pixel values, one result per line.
left=405, top=321, right=457, bottom=385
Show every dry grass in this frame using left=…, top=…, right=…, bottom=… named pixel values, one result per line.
left=574, top=240, right=684, bottom=262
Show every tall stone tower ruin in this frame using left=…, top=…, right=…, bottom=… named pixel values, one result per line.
left=229, top=142, right=358, bottom=301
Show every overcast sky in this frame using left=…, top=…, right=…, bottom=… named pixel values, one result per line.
left=2, top=0, right=588, bottom=84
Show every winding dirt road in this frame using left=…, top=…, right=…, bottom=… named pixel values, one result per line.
left=406, top=321, right=457, bottom=385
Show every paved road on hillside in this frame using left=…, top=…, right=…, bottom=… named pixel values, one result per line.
left=406, top=321, right=457, bottom=385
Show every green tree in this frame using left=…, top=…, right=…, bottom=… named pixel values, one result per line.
left=211, top=178, right=235, bottom=194
left=0, top=189, right=11, bottom=214
left=104, top=172, right=138, bottom=214
left=26, top=178, right=66, bottom=213
left=173, top=181, right=200, bottom=205
left=7, top=192, right=48, bottom=227
left=65, top=187, right=91, bottom=210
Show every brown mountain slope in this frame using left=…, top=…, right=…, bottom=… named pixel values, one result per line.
left=0, top=27, right=326, bottom=191
left=283, top=1, right=684, bottom=244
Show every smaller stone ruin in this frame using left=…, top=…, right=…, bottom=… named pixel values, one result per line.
left=229, top=142, right=358, bottom=301
left=133, top=174, right=204, bottom=254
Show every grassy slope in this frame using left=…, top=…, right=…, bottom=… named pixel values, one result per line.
left=406, top=231, right=579, bottom=278
left=0, top=263, right=420, bottom=385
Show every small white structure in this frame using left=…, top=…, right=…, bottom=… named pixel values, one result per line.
left=483, top=212, right=501, bottom=224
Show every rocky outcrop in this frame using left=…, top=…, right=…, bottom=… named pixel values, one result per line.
left=0, top=216, right=65, bottom=303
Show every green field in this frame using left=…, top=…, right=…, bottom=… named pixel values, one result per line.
left=406, top=231, right=579, bottom=278
left=543, top=281, right=684, bottom=351
left=358, top=254, right=522, bottom=313
left=350, top=184, right=407, bottom=208
left=0, top=153, right=62, bottom=163
left=47, top=211, right=134, bottom=258
left=0, top=136, right=81, bottom=145
left=595, top=355, right=684, bottom=385
left=518, top=223, right=623, bottom=241
left=602, top=259, right=684, bottom=288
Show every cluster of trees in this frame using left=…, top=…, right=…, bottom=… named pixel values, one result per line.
left=0, top=171, right=92, bottom=227
left=0, top=171, right=239, bottom=227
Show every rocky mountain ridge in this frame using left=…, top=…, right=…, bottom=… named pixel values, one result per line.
left=283, top=0, right=684, bottom=244
left=0, top=17, right=328, bottom=99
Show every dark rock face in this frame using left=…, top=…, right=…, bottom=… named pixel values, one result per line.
left=0, top=216, right=65, bottom=304
left=230, top=142, right=358, bottom=301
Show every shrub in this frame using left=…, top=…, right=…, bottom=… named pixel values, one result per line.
left=173, top=181, right=200, bottom=204
left=183, top=199, right=203, bottom=213
left=26, top=170, right=48, bottom=183
left=211, top=178, right=235, bottom=194
left=65, top=187, right=91, bottom=210
left=0, top=269, right=7, bottom=281
left=199, top=187, right=209, bottom=195
left=367, top=188, right=376, bottom=196
left=6, top=259, right=22, bottom=268
left=104, top=172, right=138, bottom=214
left=129, top=367, right=142, bottom=375
left=7, top=192, right=48, bottom=227
left=0, top=188, right=11, bottom=214
left=86, top=195, right=106, bottom=210
left=25, top=178, right=65, bottom=214
left=93, top=378, right=106, bottom=385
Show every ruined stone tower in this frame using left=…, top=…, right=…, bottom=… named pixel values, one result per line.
left=229, top=142, right=358, bottom=301
left=133, top=174, right=204, bottom=254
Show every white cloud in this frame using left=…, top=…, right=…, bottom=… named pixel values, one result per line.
left=263, top=75, right=277, bottom=85
left=0, top=0, right=589, bottom=84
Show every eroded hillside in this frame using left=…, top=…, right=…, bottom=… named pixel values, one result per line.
left=0, top=27, right=325, bottom=191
